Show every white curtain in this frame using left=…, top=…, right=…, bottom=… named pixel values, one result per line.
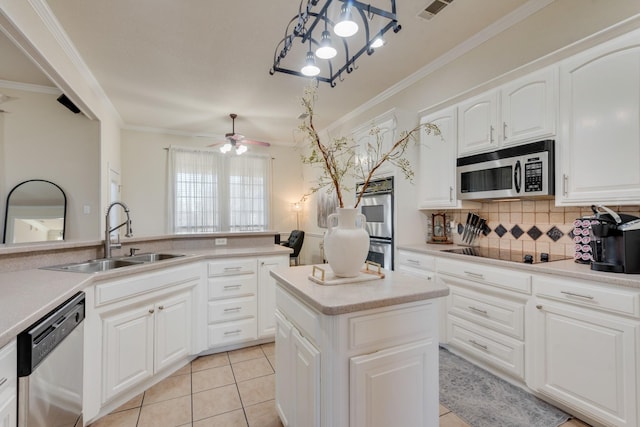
left=167, top=146, right=270, bottom=233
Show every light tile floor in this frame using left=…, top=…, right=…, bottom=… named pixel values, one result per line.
left=90, top=343, right=592, bottom=427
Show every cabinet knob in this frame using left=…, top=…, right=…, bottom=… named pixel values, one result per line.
left=536, top=304, right=542, bottom=310
left=158, top=305, right=164, bottom=310
left=148, top=308, right=155, bottom=314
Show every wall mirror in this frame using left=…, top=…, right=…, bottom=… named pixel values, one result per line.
left=3, top=179, right=67, bottom=243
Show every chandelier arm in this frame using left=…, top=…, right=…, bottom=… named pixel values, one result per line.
left=353, top=7, right=372, bottom=55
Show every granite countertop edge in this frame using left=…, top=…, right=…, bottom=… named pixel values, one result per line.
left=0, top=245, right=291, bottom=349
left=398, top=243, right=640, bottom=290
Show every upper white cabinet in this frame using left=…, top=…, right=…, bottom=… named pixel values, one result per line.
left=353, top=113, right=397, bottom=177
left=418, top=107, right=461, bottom=209
left=457, top=90, right=499, bottom=155
left=457, top=67, right=557, bottom=156
left=557, top=29, right=640, bottom=205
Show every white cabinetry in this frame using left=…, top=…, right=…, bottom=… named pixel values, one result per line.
left=529, top=275, right=640, bottom=427
left=206, top=258, right=258, bottom=348
left=258, top=256, right=290, bottom=338
left=557, top=29, right=640, bottom=205
left=437, top=258, right=530, bottom=380
left=84, top=263, right=200, bottom=420
left=275, top=282, right=439, bottom=427
left=353, top=114, right=396, bottom=177
left=457, top=67, right=556, bottom=156
left=0, top=340, right=17, bottom=427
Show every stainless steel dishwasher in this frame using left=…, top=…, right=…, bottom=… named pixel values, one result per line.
left=17, top=291, right=85, bottom=427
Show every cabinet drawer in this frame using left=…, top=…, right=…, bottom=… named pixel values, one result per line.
left=208, top=318, right=257, bottom=347
left=0, top=340, right=16, bottom=396
left=276, top=286, right=320, bottom=346
left=448, top=284, right=525, bottom=340
left=397, top=251, right=435, bottom=271
left=438, top=258, right=531, bottom=294
left=348, top=303, right=435, bottom=352
left=208, top=275, right=257, bottom=299
left=534, top=275, right=640, bottom=318
left=208, top=259, right=256, bottom=277
left=448, top=316, right=524, bottom=379
left=208, top=296, right=256, bottom=323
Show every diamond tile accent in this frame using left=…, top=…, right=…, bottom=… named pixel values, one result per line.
left=457, top=223, right=464, bottom=235
left=494, top=224, right=507, bottom=238
left=568, top=229, right=575, bottom=239
left=482, top=224, right=491, bottom=236
left=527, top=225, right=543, bottom=240
left=546, top=226, right=564, bottom=242
left=510, top=225, right=524, bottom=240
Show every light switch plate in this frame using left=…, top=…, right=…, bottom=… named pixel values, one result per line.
left=215, top=238, right=227, bottom=246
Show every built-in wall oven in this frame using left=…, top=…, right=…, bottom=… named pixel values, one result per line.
left=357, top=177, right=394, bottom=270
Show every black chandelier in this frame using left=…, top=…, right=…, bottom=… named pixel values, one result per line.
left=269, top=0, right=401, bottom=87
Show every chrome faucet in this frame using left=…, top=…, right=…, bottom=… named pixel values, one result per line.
left=104, top=201, right=133, bottom=258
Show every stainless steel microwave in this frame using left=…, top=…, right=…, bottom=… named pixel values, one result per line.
left=457, top=140, right=555, bottom=200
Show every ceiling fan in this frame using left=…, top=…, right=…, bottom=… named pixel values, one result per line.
left=209, top=113, right=271, bottom=154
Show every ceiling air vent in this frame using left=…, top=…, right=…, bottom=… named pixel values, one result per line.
left=418, top=0, right=454, bottom=20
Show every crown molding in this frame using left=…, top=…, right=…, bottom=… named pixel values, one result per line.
left=326, top=0, right=555, bottom=132
left=0, top=79, right=59, bottom=94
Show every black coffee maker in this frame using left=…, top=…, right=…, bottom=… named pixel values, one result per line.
left=589, top=205, right=640, bottom=274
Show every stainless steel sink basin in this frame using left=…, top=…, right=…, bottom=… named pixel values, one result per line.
left=44, top=258, right=145, bottom=273
left=126, top=253, right=185, bottom=262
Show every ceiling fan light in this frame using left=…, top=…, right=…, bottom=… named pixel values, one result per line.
left=301, top=51, right=320, bottom=76
left=220, top=143, right=232, bottom=154
left=334, top=5, right=358, bottom=38
left=315, top=30, right=337, bottom=59
left=235, top=144, right=248, bottom=155
left=371, top=36, right=385, bottom=48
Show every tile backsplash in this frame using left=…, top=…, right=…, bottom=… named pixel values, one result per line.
left=423, top=201, right=640, bottom=258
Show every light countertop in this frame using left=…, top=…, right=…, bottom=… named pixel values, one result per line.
left=398, top=243, right=640, bottom=290
left=270, top=264, right=449, bottom=315
left=0, top=245, right=291, bottom=349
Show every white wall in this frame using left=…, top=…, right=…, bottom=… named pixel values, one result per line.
left=0, top=88, right=101, bottom=241
left=121, top=129, right=304, bottom=237
left=297, top=0, right=640, bottom=256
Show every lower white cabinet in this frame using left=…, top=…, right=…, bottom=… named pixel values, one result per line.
left=258, top=256, right=290, bottom=338
left=529, top=276, right=640, bottom=427
left=275, top=283, right=439, bottom=427
left=0, top=340, right=17, bottom=427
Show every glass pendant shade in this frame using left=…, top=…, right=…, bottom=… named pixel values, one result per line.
left=334, top=5, right=358, bottom=37
left=315, top=30, right=337, bottom=59
left=371, top=36, right=385, bottom=48
left=220, top=143, right=232, bottom=153
left=235, top=144, right=247, bottom=155
left=301, top=50, right=321, bottom=76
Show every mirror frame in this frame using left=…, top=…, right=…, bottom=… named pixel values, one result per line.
left=3, top=179, right=67, bottom=243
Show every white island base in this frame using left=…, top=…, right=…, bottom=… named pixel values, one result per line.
left=270, top=264, right=449, bottom=427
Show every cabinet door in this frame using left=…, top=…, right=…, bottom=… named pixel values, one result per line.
left=274, top=310, right=292, bottom=426
left=457, top=91, right=498, bottom=155
left=558, top=29, right=640, bottom=205
left=258, top=256, right=290, bottom=338
left=501, top=67, right=556, bottom=145
left=0, top=394, right=16, bottom=427
left=353, top=116, right=397, bottom=176
left=103, top=305, right=154, bottom=402
left=530, top=300, right=639, bottom=426
left=155, top=291, right=192, bottom=372
left=350, top=340, right=437, bottom=427
left=419, top=107, right=459, bottom=208
left=291, top=326, right=320, bottom=427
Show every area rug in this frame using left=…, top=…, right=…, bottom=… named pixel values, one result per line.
left=439, top=347, right=571, bottom=427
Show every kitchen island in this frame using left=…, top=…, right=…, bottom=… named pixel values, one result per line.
left=270, top=264, right=449, bottom=427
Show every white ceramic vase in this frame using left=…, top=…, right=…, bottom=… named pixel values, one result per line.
left=324, top=207, right=370, bottom=278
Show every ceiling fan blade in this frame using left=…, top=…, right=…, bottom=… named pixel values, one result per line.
left=242, top=139, right=271, bottom=147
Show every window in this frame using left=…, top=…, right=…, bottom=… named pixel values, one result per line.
left=168, top=147, right=270, bottom=233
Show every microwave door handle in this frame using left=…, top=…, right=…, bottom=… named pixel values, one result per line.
left=514, top=160, right=522, bottom=193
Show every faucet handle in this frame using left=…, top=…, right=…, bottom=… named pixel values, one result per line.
left=129, top=247, right=140, bottom=256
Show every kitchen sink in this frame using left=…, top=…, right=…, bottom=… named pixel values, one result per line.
left=43, top=253, right=185, bottom=273
left=44, top=258, right=145, bottom=273
left=126, top=253, right=185, bottom=262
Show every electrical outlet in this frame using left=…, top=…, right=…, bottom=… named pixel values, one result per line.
left=215, top=238, right=227, bottom=246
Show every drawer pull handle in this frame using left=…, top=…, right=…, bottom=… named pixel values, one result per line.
left=224, top=284, right=242, bottom=290
left=224, top=307, right=242, bottom=312
left=464, top=271, right=484, bottom=280
left=224, top=329, right=242, bottom=335
left=468, top=306, right=488, bottom=315
left=561, top=291, right=594, bottom=300
left=407, top=259, right=420, bottom=265
left=224, top=267, right=242, bottom=271
left=0, top=377, right=6, bottom=387
left=469, top=339, right=488, bottom=351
